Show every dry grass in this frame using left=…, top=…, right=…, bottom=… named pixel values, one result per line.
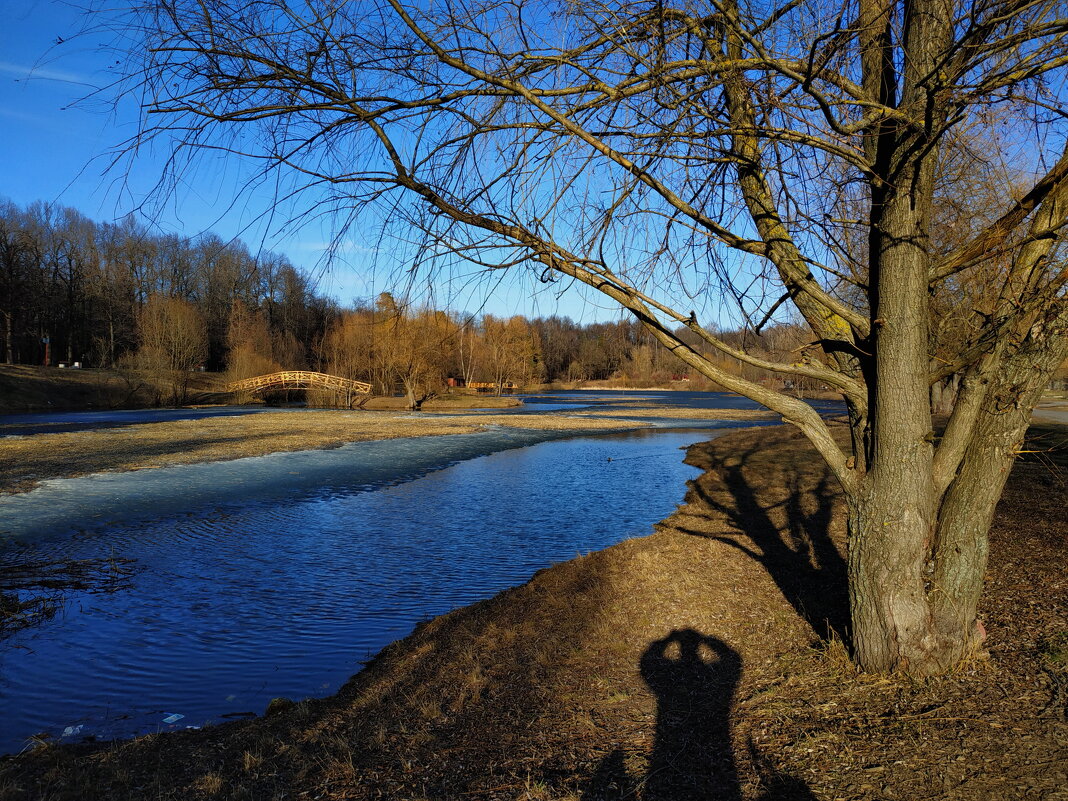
left=0, top=424, right=1063, bottom=800
left=0, top=365, right=224, bottom=413
left=194, top=772, right=224, bottom=795
left=0, top=410, right=643, bottom=495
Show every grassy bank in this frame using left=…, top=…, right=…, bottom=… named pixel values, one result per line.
left=0, top=409, right=639, bottom=495
left=0, top=365, right=225, bottom=413
left=0, top=365, right=528, bottom=414
left=0, top=401, right=779, bottom=495
left=1, top=423, right=1064, bottom=800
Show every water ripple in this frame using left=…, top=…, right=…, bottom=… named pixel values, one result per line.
left=0, top=424, right=745, bottom=752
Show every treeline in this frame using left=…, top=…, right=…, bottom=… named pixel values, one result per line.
left=316, top=293, right=819, bottom=406
left=0, top=200, right=333, bottom=371
left=1, top=199, right=822, bottom=404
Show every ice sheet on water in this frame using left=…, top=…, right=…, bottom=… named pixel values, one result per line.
left=0, top=427, right=578, bottom=542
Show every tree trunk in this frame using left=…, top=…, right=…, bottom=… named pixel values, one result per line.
left=849, top=32, right=946, bottom=670
left=3, top=310, right=11, bottom=364
left=847, top=491, right=935, bottom=672
left=851, top=302, right=1068, bottom=673
left=108, top=317, right=116, bottom=368
left=926, top=410, right=1014, bottom=661
left=928, top=308, right=1068, bottom=657
left=848, top=447, right=942, bottom=672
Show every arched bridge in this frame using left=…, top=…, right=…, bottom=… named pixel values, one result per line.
left=227, top=371, right=372, bottom=395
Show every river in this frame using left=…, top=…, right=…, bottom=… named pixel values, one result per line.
left=0, top=392, right=817, bottom=753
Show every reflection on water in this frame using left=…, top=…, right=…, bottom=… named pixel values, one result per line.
left=0, top=426, right=721, bottom=753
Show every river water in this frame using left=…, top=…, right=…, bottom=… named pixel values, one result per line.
left=0, top=392, right=812, bottom=753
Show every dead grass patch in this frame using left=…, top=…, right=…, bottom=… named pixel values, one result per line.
left=0, top=410, right=636, bottom=495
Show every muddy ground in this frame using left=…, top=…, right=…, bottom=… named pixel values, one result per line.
left=0, top=422, right=1064, bottom=800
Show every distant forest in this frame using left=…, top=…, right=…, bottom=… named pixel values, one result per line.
left=1, top=200, right=820, bottom=398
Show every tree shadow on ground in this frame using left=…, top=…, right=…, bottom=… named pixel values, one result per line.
left=674, top=438, right=850, bottom=644
left=582, top=629, right=815, bottom=801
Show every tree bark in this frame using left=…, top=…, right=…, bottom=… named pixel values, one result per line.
left=842, top=0, right=963, bottom=674
left=848, top=200, right=941, bottom=670
left=928, top=307, right=1068, bottom=659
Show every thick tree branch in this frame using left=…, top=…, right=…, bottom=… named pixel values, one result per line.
left=931, top=142, right=1068, bottom=282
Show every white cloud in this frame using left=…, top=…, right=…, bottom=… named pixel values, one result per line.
left=0, top=60, right=90, bottom=85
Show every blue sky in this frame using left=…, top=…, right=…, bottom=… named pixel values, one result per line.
left=0, top=0, right=622, bottom=320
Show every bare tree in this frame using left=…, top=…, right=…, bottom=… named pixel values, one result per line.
left=106, top=0, right=1068, bottom=674
left=479, top=315, right=542, bottom=393
left=454, top=314, right=481, bottom=389
left=225, top=299, right=285, bottom=401
left=374, top=295, right=456, bottom=409
left=316, top=305, right=383, bottom=405
left=134, top=293, right=208, bottom=404
left=0, top=202, right=40, bottom=364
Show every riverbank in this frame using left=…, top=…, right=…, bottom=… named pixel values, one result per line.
left=0, top=365, right=224, bottom=412
left=1, top=423, right=1063, bottom=800
left=0, top=364, right=832, bottom=414
left=0, top=364, right=532, bottom=414
left=0, top=409, right=637, bottom=495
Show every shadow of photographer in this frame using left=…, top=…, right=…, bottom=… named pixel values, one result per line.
left=583, top=629, right=814, bottom=801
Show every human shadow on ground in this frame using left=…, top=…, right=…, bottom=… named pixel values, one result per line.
left=582, top=629, right=815, bottom=800
left=674, top=438, right=850, bottom=644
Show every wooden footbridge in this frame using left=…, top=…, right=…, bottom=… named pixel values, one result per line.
left=227, top=371, right=371, bottom=395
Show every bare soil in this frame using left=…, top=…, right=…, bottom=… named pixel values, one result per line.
left=0, top=424, right=1064, bottom=800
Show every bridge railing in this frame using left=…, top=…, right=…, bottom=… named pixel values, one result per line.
left=227, top=371, right=371, bottom=395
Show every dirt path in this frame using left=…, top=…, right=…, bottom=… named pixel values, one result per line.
left=2, top=423, right=1063, bottom=800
